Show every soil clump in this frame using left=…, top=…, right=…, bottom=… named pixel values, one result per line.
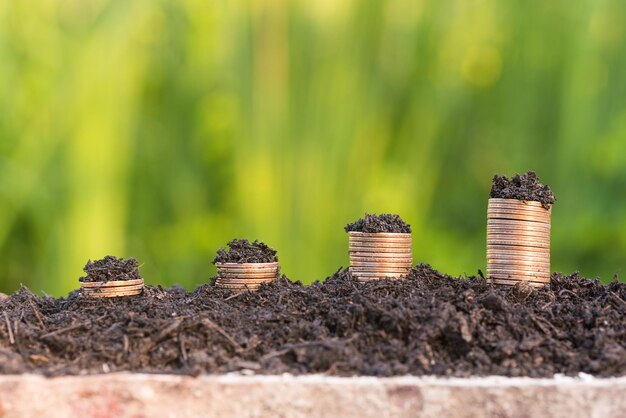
left=1, top=265, right=625, bottom=378
left=490, top=171, right=556, bottom=208
left=213, top=239, right=278, bottom=264
left=345, top=214, right=411, bottom=233
left=79, top=256, right=141, bottom=283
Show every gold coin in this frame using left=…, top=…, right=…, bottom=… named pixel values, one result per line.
left=348, top=232, right=411, bottom=238
left=84, top=289, right=144, bottom=298
left=489, top=278, right=548, bottom=287
left=80, top=279, right=144, bottom=288
left=488, top=198, right=549, bottom=208
left=216, top=269, right=278, bottom=276
left=215, top=262, right=278, bottom=270
left=487, top=235, right=550, bottom=246
left=216, top=284, right=260, bottom=290
left=487, top=258, right=550, bottom=269
left=216, top=278, right=275, bottom=284
left=488, top=204, right=551, bottom=215
left=487, top=255, right=550, bottom=265
left=348, top=238, right=412, bottom=244
left=486, top=227, right=550, bottom=237
left=489, top=275, right=550, bottom=284
left=351, top=271, right=409, bottom=278
left=487, top=216, right=551, bottom=224
left=349, top=256, right=413, bottom=264
left=82, top=284, right=144, bottom=293
left=487, top=218, right=551, bottom=230
left=349, top=250, right=414, bottom=258
left=487, top=244, right=550, bottom=254
left=488, top=199, right=551, bottom=210
left=347, top=240, right=412, bottom=248
left=487, top=265, right=550, bottom=275
left=487, top=210, right=551, bottom=221
left=348, top=245, right=412, bottom=253
left=349, top=266, right=411, bottom=273
left=350, top=260, right=413, bottom=267
left=488, top=206, right=551, bottom=215
left=487, top=238, right=549, bottom=249
left=487, top=270, right=550, bottom=281
left=488, top=213, right=551, bottom=224
left=487, top=235, right=550, bottom=245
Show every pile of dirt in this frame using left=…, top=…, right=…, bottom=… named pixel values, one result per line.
left=345, top=214, right=411, bottom=233
left=1, top=264, right=625, bottom=378
left=490, top=171, right=556, bottom=208
left=213, top=239, right=278, bottom=264
left=79, top=256, right=141, bottom=283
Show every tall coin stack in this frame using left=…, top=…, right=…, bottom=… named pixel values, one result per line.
left=487, top=198, right=551, bottom=287
left=348, top=232, right=413, bottom=283
left=81, top=278, right=144, bottom=298
left=215, top=262, right=279, bottom=291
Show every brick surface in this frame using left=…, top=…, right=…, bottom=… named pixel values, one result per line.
left=0, top=374, right=624, bottom=418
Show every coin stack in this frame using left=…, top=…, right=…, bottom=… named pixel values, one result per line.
left=487, top=198, right=551, bottom=287
left=215, top=262, right=279, bottom=291
left=348, top=232, right=413, bottom=283
left=80, top=279, right=144, bottom=298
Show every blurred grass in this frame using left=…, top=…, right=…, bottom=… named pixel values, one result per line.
left=0, top=0, right=625, bottom=296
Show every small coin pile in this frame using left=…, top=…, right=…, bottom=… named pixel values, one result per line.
left=80, top=279, right=144, bottom=298
left=348, top=232, right=413, bottom=283
left=215, top=262, right=279, bottom=291
left=487, top=198, right=551, bottom=287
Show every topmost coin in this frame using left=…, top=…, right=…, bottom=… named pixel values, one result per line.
left=488, top=198, right=550, bottom=211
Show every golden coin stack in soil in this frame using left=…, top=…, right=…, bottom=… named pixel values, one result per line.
left=215, top=262, right=279, bottom=291
left=348, top=232, right=413, bottom=283
left=80, top=279, right=144, bottom=298
left=487, top=198, right=551, bottom=287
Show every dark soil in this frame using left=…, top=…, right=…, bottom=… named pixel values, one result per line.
left=490, top=171, right=556, bottom=208
left=213, top=239, right=278, bottom=264
left=345, top=214, right=411, bottom=233
left=1, top=264, right=625, bottom=378
left=79, top=256, right=141, bottom=283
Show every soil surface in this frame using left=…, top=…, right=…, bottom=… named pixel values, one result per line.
left=490, top=171, right=556, bottom=208
left=79, top=256, right=141, bottom=283
left=1, top=265, right=625, bottom=378
left=345, top=214, right=411, bottom=233
left=213, top=239, right=278, bottom=264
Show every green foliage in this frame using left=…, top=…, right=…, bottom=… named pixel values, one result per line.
left=1, top=0, right=625, bottom=295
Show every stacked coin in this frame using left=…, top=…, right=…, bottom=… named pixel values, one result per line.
left=487, top=198, right=551, bottom=287
left=215, top=262, right=279, bottom=291
left=348, top=232, right=412, bottom=283
left=80, top=279, right=144, bottom=298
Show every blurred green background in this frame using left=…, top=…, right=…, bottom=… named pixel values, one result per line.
left=1, top=0, right=625, bottom=296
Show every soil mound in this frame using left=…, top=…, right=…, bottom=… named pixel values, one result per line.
left=213, top=239, right=278, bottom=264
left=1, top=265, right=625, bottom=378
left=345, top=214, right=411, bottom=233
left=490, top=171, right=556, bottom=207
left=79, top=256, right=141, bottom=283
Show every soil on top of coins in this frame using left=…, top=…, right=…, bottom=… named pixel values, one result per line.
left=213, top=239, right=278, bottom=264
left=345, top=213, right=411, bottom=233
left=1, top=264, right=625, bottom=378
left=490, top=171, right=556, bottom=208
left=79, top=256, right=141, bottom=283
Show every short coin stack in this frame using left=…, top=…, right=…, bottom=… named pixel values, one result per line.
left=80, top=279, right=144, bottom=298
left=487, top=198, right=551, bottom=287
left=215, top=262, right=279, bottom=291
left=348, top=232, right=413, bottom=283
